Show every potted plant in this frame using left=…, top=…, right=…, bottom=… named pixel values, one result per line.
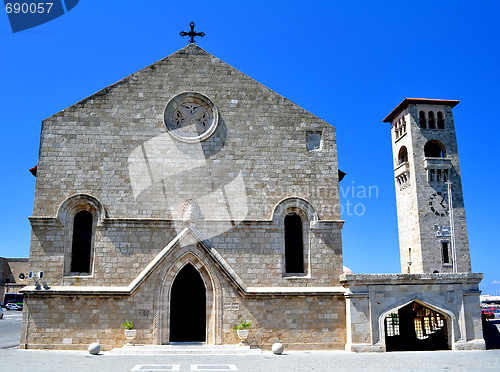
left=233, top=319, right=252, bottom=345
left=122, top=320, right=137, bottom=345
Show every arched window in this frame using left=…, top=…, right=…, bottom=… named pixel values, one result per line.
left=437, top=111, right=445, bottom=129
left=284, top=213, right=304, bottom=274
left=398, top=146, right=408, bottom=164
left=419, top=111, right=426, bottom=128
left=424, top=140, right=445, bottom=158
left=428, top=111, right=436, bottom=129
left=70, top=210, right=93, bottom=273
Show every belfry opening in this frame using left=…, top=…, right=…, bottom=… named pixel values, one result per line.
left=169, top=263, right=207, bottom=343
left=384, top=302, right=449, bottom=351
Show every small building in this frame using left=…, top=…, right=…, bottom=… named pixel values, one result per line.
left=0, top=257, right=29, bottom=301
left=21, top=44, right=485, bottom=352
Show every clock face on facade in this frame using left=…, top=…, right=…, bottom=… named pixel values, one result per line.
left=429, top=192, right=449, bottom=217
left=164, top=92, right=218, bottom=143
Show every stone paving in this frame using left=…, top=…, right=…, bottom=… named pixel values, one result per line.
left=1, top=348, right=499, bottom=371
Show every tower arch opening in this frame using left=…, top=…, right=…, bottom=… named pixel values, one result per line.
left=428, top=111, right=436, bottom=129
left=419, top=111, right=427, bottom=128
left=424, top=140, right=446, bottom=158
left=398, top=146, right=408, bottom=165
left=437, top=111, right=445, bottom=129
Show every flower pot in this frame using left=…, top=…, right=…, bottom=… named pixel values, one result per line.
left=124, top=329, right=137, bottom=346
left=236, top=329, right=249, bottom=346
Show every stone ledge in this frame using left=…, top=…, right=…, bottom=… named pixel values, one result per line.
left=340, top=273, right=483, bottom=286
left=453, top=340, right=486, bottom=351
left=345, top=343, right=385, bottom=353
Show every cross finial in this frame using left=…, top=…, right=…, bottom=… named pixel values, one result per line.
left=179, top=22, right=205, bottom=44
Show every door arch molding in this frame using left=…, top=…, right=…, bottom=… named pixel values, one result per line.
left=157, top=249, right=222, bottom=345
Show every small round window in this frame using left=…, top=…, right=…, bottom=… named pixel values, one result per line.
left=164, top=92, right=219, bottom=143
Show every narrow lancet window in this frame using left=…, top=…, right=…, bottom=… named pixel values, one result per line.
left=442, top=241, right=450, bottom=264
left=437, top=111, right=445, bottom=129
left=71, top=210, right=93, bottom=273
left=428, top=111, right=436, bottom=129
left=285, top=213, right=304, bottom=274
left=419, top=111, right=426, bottom=128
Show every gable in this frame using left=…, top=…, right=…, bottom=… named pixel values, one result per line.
left=34, top=44, right=341, bottom=222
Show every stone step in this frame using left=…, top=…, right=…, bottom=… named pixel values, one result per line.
left=108, top=344, right=262, bottom=355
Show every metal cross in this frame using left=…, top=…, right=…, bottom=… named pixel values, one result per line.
left=179, top=22, right=205, bottom=44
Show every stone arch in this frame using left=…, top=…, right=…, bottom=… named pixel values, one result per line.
left=272, top=197, right=318, bottom=225
left=424, top=140, right=446, bottom=158
left=157, top=249, right=222, bottom=345
left=272, top=197, right=316, bottom=277
left=428, top=111, right=436, bottom=129
left=57, top=194, right=105, bottom=276
left=419, top=110, right=427, bottom=128
left=378, top=298, right=455, bottom=351
left=398, top=146, right=408, bottom=165
left=437, top=111, right=445, bottom=129
left=56, top=193, right=105, bottom=225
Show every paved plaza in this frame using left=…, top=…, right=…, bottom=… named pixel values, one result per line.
left=2, top=316, right=500, bottom=371
left=0, top=348, right=499, bottom=371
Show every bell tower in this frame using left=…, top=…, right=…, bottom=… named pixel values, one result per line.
left=383, top=98, right=471, bottom=274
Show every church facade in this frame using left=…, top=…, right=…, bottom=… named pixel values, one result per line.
left=21, top=44, right=485, bottom=351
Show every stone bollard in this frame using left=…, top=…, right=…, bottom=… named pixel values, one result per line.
left=88, top=342, right=101, bottom=355
left=272, top=342, right=284, bottom=355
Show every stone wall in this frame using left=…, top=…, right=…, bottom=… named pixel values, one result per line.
left=341, top=273, right=485, bottom=352
left=0, top=258, right=28, bottom=301
left=21, top=237, right=346, bottom=350
left=33, top=44, right=340, bottom=222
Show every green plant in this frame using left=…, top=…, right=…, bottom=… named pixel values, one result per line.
left=122, top=320, right=134, bottom=330
left=232, top=319, right=252, bottom=331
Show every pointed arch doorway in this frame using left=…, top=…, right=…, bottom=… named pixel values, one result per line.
left=384, top=301, right=449, bottom=351
left=169, top=263, right=207, bottom=343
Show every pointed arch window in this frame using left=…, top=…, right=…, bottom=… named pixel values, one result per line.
left=284, top=213, right=304, bottom=274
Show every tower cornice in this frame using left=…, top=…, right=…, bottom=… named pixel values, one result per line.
left=383, top=98, right=460, bottom=123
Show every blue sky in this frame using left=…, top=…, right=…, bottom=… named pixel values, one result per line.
left=1, top=1, right=499, bottom=293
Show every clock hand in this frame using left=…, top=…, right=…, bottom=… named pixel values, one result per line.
left=440, top=197, right=446, bottom=209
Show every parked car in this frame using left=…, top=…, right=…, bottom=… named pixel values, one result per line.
left=0, top=307, right=3, bottom=319
left=5, top=302, right=20, bottom=310
left=482, top=307, right=495, bottom=319
left=494, top=309, right=500, bottom=319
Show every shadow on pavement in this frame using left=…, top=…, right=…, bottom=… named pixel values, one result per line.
left=483, top=319, right=500, bottom=349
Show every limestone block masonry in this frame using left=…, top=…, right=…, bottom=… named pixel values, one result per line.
left=21, top=44, right=346, bottom=351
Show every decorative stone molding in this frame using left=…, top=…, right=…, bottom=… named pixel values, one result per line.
left=56, top=193, right=106, bottom=226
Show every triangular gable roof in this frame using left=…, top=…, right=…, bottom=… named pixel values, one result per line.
left=45, top=44, right=332, bottom=126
